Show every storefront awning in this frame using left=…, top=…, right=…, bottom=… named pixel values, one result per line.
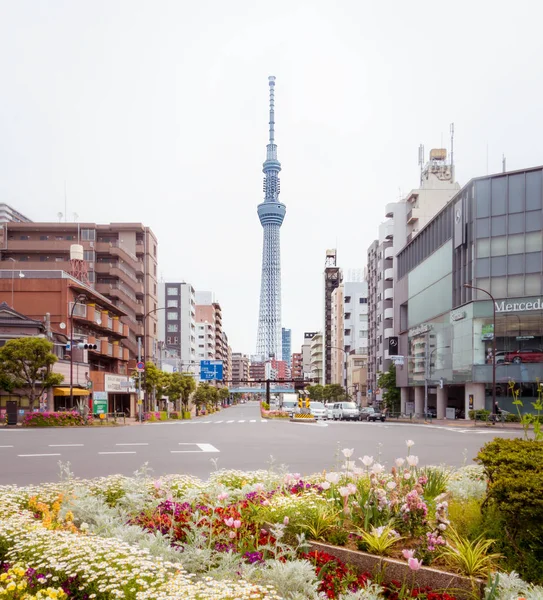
left=54, top=387, right=90, bottom=397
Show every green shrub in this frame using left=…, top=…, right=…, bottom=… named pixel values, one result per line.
left=448, top=498, right=484, bottom=540
left=476, top=438, right=543, bottom=583
left=261, top=402, right=270, bottom=411
left=469, top=409, right=490, bottom=420
left=182, top=411, right=191, bottom=420
left=505, top=413, right=521, bottom=422
left=159, top=411, right=168, bottom=421
left=170, top=411, right=180, bottom=420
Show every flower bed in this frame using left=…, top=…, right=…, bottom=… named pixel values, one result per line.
left=22, top=411, right=93, bottom=427
left=0, top=441, right=541, bottom=599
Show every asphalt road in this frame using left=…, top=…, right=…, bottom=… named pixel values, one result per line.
left=0, top=402, right=519, bottom=486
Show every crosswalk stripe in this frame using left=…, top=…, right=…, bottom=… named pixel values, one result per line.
left=226, top=420, right=235, bottom=423
left=238, top=420, right=246, bottom=423
left=214, top=420, right=223, bottom=423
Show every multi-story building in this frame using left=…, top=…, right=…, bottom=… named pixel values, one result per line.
left=271, top=359, right=290, bottom=380
left=158, top=282, right=196, bottom=371
left=367, top=149, right=460, bottom=403
left=324, top=249, right=342, bottom=384
left=281, top=328, right=291, bottom=367
left=0, top=221, right=158, bottom=362
left=249, top=360, right=266, bottom=382
left=395, top=164, right=543, bottom=419
left=195, top=321, right=215, bottom=361
left=291, top=352, right=303, bottom=379
left=310, top=331, right=324, bottom=383
left=331, top=280, right=369, bottom=387
left=302, top=332, right=317, bottom=380
left=0, top=203, right=31, bottom=223
left=232, top=353, right=250, bottom=383
left=346, top=354, right=368, bottom=406
left=0, top=270, right=133, bottom=413
left=222, top=332, right=232, bottom=382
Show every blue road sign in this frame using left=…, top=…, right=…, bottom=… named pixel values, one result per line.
left=200, top=360, right=223, bottom=381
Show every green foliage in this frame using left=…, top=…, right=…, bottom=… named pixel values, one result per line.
left=377, top=364, right=400, bottom=412
left=355, top=523, right=402, bottom=556
left=417, top=466, right=450, bottom=500
left=307, top=384, right=324, bottom=401
left=168, top=372, right=196, bottom=412
left=469, top=409, right=491, bottom=420
left=261, top=402, right=270, bottom=411
left=0, top=337, right=63, bottom=408
left=193, top=382, right=219, bottom=410
left=448, top=498, right=484, bottom=540
left=508, top=380, right=543, bottom=441
left=323, top=384, right=345, bottom=403
left=324, top=527, right=349, bottom=546
left=299, top=505, right=340, bottom=541
left=218, top=387, right=230, bottom=403
left=476, top=437, right=543, bottom=583
left=440, top=527, right=500, bottom=579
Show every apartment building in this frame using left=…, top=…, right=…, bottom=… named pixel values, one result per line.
left=158, top=282, right=196, bottom=371
left=222, top=331, right=232, bottom=382
left=0, top=270, right=133, bottom=413
left=367, top=149, right=460, bottom=403
left=291, top=352, right=303, bottom=379
left=324, top=250, right=342, bottom=384
left=302, top=332, right=317, bottom=380
left=0, top=221, right=158, bottom=362
left=0, top=203, right=31, bottom=223
left=232, top=353, right=250, bottom=383
left=310, top=331, right=324, bottom=383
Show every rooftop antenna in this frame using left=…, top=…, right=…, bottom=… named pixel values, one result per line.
left=64, top=181, right=67, bottom=222
left=450, top=123, right=455, bottom=181
left=486, top=144, right=489, bottom=175
left=57, top=212, right=63, bottom=223
left=418, top=144, right=425, bottom=186
left=502, top=154, right=506, bottom=173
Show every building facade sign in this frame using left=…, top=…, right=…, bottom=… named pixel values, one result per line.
left=495, top=299, right=543, bottom=313
left=104, top=374, right=135, bottom=393
left=408, top=323, right=432, bottom=337
left=450, top=310, right=466, bottom=322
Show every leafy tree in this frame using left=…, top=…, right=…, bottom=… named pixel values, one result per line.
left=169, top=372, right=196, bottom=413
left=324, top=383, right=345, bottom=403
left=140, top=362, right=161, bottom=396
left=193, top=383, right=212, bottom=413
left=208, top=385, right=219, bottom=409
left=377, top=364, right=400, bottom=412
left=218, top=387, right=230, bottom=406
left=307, top=384, right=324, bottom=401
left=0, top=337, right=64, bottom=409
left=155, top=371, right=172, bottom=403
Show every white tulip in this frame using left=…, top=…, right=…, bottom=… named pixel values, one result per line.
left=359, top=455, right=374, bottom=467
left=406, top=455, right=419, bottom=467
left=406, top=440, right=415, bottom=448
left=395, top=458, right=405, bottom=468
left=342, top=448, right=354, bottom=458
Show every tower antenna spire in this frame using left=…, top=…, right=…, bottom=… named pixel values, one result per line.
left=268, top=75, right=276, bottom=144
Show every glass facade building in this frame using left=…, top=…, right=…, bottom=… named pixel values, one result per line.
left=395, top=166, right=543, bottom=418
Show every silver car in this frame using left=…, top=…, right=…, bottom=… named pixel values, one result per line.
left=332, top=401, right=360, bottom=421
left=309, top=401, right=327, bottom=420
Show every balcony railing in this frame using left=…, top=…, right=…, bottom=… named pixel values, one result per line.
left=69, top=302, right=87, bottom=318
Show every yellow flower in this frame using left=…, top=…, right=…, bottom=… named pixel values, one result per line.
left=6, top=582, right=16, bottom=591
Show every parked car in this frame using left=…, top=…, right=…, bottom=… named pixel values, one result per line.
left=360, top=407, right=387, bottom=422
left=331, top=401, right=360, bottom=421
left=504, top=348, right=543, bottom=364
left=281, top=400, right=298, bottom=417
left=325, top=403, right=334, bottom=420
left=309, top=401, right=327, bottom=420
left=426, top=407, right=437, bottom=418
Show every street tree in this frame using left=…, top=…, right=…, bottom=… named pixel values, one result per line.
left=307, top=384, right=324, bottom=401
left=324, top=383, right=345, bottom=403
left=169, top=372, right=196, bottom=413
left=218, top=387, right=230, bottom=406
left=193, top=383, right=212, bottom=414
left=377, top=364, right=400, bottom=412
left=0, top=337, right=64, bottom=409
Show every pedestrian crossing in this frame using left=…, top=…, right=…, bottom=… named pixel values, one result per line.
left=174, top=419, right=269, bottom=425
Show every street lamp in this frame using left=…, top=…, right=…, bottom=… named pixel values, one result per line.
left=464, top=283, right=497, bottom=415
left=141, top=306, right=168, bottom=363
left=70, top=294, right=87, bottom=408
left=7, top=258, right=15, bottom=308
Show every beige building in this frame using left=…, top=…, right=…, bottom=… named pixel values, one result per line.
left=0, top=221, right=158, bottom=362
left=310, top=331, right=324, bottom=383
left=232, top=353, right=250, bottom=383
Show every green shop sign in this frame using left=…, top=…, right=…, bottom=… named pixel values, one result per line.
left=93, top=391, right=108, bottom=415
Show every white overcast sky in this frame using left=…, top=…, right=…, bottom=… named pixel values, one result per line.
left=1, top=1, right=542, bottom=355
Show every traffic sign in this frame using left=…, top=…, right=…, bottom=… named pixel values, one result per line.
left=136, top=362, right=145, bottom=372
left=93, top=392, right=108, bottom=415
left=200, top=360, right=223, bottom=381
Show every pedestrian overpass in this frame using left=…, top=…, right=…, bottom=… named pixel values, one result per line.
left=227, top=386, right=295, bottom=394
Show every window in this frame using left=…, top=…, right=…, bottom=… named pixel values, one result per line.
left=154, top=244, right=157, bottom=257
left=84, top=250, right=95, bottom=261
left=344, top=329, right=351, bottom=336
left=166, top=336, right=172, bottom=344
left=526, top=170, right=542, bottom=210
left=173, top=337, right=178, bottom=344
left=167, top=311, right=178, bottom=320
left=153, top=264, right=157, bottom=276
left=167, top=299, right=178, bottom=308
left=40, top=235, right=48, bottom=241
left=359, top=297, right=367, bottom=304
left=153, top=283, right=156, bottom=295
left=167, top=324, right=178, bottom=333
left=19, top=235, right=30, bottom=240
left=66, top=235, right=74, bottom=241
left=167, top=287, right=178, bottom=296
left=344, top=296, right=351, bottom=303
left=344, top=312, right=351, bottom=320
left=81, top=229, right=96, bottom=241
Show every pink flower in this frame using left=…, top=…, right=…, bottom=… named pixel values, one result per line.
left=229, top=531, right=236, bottom=539
left=402, top=549, right=415, bottom=560
left=233, top=519, right=242, bottom=529
left=283, top=516, right=289, bottom=525
left=408, top=557, right=423, bottom=571
left=217, top=492, right=229, bottom=501
left=224, top=517, right=234, bottom=527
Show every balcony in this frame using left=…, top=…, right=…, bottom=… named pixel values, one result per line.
left=384, top=307, right=394, bottom=321
left=385, top=202, right=396, bottom=218
left=95, top=241, right=141, bottom=273
left=96, top=282, right=144, bottom=316
left=384, top=246, right=395, bottom=260
left=384, top=268, right=394, bottom=281
left=384, top=287, right=394, bottom=301
left=407, top=207, right=420, bottom=224
left=384, top=328, right=395, bottom=339
left=135, top=242, right=145, bottom=255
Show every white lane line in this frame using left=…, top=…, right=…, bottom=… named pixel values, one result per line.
left=0, top=445, right=14, bottom=448
left=238, top=420, right=246, bottom=423
left=260, top=419, right=268, bottom=423
left=116, top=443, right=148, bottom=446
left=214, top=420, right=223, bottom=423
left=197, top=443, right=220, bottom=453
left=250, top=419, right=256, bottom=423
left=98, top=451, right=136, bottom=455
left=18, top=453, right=61, bottom=457
left=172, top=442, right=220, bottom=453
left=201, top=420, right=212, bottom=423
left=49, top=444, right=84, bottom=447
left=226, top=420, right=235, bottom=423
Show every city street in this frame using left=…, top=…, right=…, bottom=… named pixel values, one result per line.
left=0, top=402, right=519, bottom=486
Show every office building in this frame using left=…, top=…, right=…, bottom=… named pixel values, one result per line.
left=282, top=327, right=291, bottom=367
left=395, top=165, right=543, bottom=418
left=367, top=149, right=460, bottom=403
left=0, top=221, right=158, bottom=361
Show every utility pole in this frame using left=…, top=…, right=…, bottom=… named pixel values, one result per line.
left=424, top=334, right=429, bottom=418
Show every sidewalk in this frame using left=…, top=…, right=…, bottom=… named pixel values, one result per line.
left=387, top=416, right=524, bottom=430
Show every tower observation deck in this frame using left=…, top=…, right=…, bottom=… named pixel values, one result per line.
left=255, top=76, right=285, bottom=361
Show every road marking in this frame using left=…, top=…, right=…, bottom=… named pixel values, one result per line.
left=18, top=453, right=61, bottom=457
left=260, top=419, right=267, bottom=423
left=201, top=420, right=212, bottom=423
left=171, top=443, right=220, bottom=454
left=116, top=443, right=148, bottom=446
left=0, top=445, right=14, bottom=448
left=226, top=420, right=235, bottom=423
left=49, top=444, right=84, bottom=447
left=98, top=451, right=136, bottom=455
left=250, top=419, right=256, bottom=422
left=197, top=443, right=220, bottom=453
left=214, top=420, right=223, bottom=423
left=238, top=420, right=246, bottom=423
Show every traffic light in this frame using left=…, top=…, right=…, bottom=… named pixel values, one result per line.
left=77, top=342, right=98, bottom=350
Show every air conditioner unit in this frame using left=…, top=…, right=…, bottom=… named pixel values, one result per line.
left=89, top=241, right=94, bottom=248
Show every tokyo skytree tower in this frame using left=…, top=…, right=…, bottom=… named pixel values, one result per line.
left=255, top=76, right=285, bottom=361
